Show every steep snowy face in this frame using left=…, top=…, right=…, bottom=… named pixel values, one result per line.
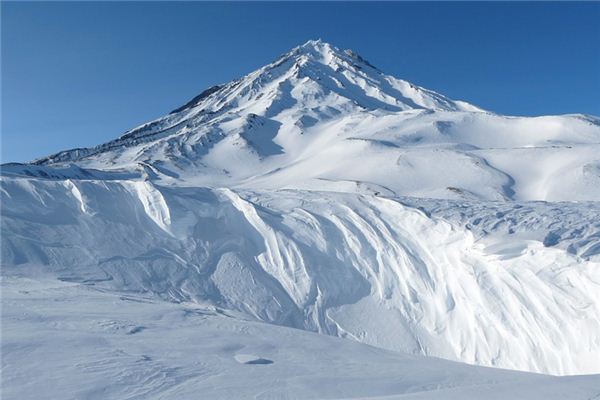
left=164, top=39, right=474, bottom=116
left=2, top=179, right=600, bottom=375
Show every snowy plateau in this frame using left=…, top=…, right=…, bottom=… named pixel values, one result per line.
left=2, top=40, right=600, bottom=399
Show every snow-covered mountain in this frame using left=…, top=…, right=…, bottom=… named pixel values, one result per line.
left=2, top=40, right=600, bottom=392
left=23, top=39, right=600, bottom=201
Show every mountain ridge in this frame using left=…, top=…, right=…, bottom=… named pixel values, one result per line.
left=15, top=40, right=600, bottom=202
left=30, top=40, right=481, bottom=166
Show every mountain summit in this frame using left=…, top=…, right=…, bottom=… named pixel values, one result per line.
left=14, top=40, right=600, bottom=201
left=33, top=41, right=478, bottom=162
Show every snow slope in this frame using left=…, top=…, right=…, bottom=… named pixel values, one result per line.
left=2, top=178, right=600, bottom=375
left=3, top=277, right=599, bottom=400
left=2, top=40, right=600, bottom=391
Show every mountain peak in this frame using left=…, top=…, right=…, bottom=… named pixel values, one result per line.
left=299, top=38, right=325, bottom=48
left=31, top=40, right=483, bottom=167
left=286, top=39, right=377, bottom=72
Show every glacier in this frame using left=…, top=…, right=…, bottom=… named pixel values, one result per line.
left=2, top=40, right=600, bottom=398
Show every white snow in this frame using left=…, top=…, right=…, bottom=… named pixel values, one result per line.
left=3, top=277, right=599, bottom=400
left=2, top=180, right=599, bottom=376
left=2, top=40, right=600, bottom=397
left=25, top=42, right=600, bottom=202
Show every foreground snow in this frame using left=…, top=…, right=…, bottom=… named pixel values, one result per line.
left=2, top=40, right=600, bottom=396
left=2, top=178, right=599, bottom=375
left=3, top=277, right=599, bottom=400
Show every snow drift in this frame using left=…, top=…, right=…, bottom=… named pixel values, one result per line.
left=2, top=178, right=600, bottom=375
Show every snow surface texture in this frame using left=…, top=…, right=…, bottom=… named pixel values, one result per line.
left=3, top=277, right=600, bottom=400
left=2, top=40, right=600, bottom=396
left=3, top=180, right=600, bottom=377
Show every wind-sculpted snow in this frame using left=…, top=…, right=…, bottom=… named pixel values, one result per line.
left=2, top=176, right=599, bottom=375
left=401, top=197, right=600, bottom=260
left=3, top=40, right=600, bottom=391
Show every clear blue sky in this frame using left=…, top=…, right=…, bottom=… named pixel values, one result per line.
left=2, top=2, right=599, bottom=163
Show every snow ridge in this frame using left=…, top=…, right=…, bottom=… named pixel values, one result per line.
left=2, top=179, right=599, bottom=375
